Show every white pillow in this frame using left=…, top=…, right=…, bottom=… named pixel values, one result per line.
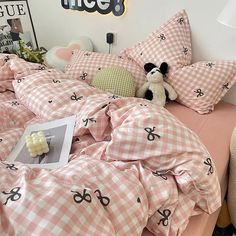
left=45, top=36, right=93, bottom=71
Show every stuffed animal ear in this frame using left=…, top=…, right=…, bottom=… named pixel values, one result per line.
left=144, top=63, right=156, bottom=73
left=160, top=62, right=169, bottom=75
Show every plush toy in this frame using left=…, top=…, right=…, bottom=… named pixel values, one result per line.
left=136, top=62, right=177, bottom=106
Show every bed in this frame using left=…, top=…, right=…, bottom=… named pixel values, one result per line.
left=143, top=101, right=236, bottom=236
left=1, top=9, right=236, bottom=236
left=0, top=53, right=235, bottom=236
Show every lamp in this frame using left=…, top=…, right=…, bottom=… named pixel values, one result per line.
left=217, top=0, right=236, bottom=29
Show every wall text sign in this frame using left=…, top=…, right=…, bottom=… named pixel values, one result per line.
left=61, top=0, right=126, bottom=16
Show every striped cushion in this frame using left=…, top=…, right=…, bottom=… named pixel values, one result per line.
left=91, top=66, right=135, bottom=97
left=120, top=10, right=192, bottom=73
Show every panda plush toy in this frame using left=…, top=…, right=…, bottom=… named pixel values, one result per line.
left=136, top=62, right=177, bottom=106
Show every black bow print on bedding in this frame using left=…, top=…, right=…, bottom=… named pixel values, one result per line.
left=152, top=171, right=168, bottom=180
left=157, top=209, right=171, bottom=226
left=2, top=187, right=22, bottom=205
left=183, top=46, right=189, bottom=55
left=144, top=127, right=161, bottom=141
left=71, top=189, right=110, bottom=206
left=94, top=189, right=110, bottom=207
left=2, top=162, right=18, bottom=171
left=71, top=92, right=83, bottom=101
left=204, top=158, right=214, bottom=175
left=223, top=82, right=230, bottom=90
left=4, top=55, right=10, bottom=62
left=53, top=79, right=61, bottom=83
left=194, top=89, right=204, bottom=97
left=11, top=101, right=20, bottom=106
left=140, top=104, right=148, bottom=107
left=80, top=72, right=88, bottom=80
left=206, top=62, right=215, bottom=68
left=84, top=52, right=91, bottom=57
left=109, top=95, right=119, bottom=99
left=71, top=189, right=92, bottom=204
left=82, top=118, right=96, bottom=127
left=37, top=65, right=46, bottom=70
left=177, top=17, right=185, bottom=24
left=158, top=33, right=166, bottom=42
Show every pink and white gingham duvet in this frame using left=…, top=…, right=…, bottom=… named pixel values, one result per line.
left=0, top=55, right=221, bottom=236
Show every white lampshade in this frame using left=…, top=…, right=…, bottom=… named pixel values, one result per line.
left=217, top=0, right=236, bottom=29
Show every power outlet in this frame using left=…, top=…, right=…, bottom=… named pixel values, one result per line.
left=106, top=33, right=114, bottom=44
left=107, top=32, right=117, bottom=46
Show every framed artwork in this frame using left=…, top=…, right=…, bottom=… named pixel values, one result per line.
left=0, top=0, right=38, bottom=53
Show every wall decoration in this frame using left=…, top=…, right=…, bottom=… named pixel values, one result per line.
left=0, top=0, right=38, bottom=53
left=61, top=0, right=126, bottom=17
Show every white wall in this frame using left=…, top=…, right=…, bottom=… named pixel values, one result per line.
left=28, top=0, right=236, bottom=103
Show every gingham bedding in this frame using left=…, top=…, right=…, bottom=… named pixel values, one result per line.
left=0, top=56, right=221, bottom=236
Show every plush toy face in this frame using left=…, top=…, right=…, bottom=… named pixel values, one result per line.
left=144, top=62, right=168, bottom=83
left=146, top=67, right=164, bottom=83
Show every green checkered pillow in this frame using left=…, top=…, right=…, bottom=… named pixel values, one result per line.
left=91, top=66, right=136, bottom=97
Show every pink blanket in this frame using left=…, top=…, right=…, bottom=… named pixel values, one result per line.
left=0, top=55, right=221, bottom=236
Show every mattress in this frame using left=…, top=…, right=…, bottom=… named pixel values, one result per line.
left=142, top=101, right=236, bottom=236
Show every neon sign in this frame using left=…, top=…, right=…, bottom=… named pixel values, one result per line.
left=61, top=0, right=126, bottom=16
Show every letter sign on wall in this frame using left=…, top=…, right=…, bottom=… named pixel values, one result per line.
left=61, top=0, right=126, bottom=16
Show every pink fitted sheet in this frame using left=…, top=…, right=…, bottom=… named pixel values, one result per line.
left=142, top=101, right=236, bottom=236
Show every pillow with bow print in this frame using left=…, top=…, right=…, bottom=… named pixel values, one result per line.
left=167, top=60, right=236, bottom=114
left=120, top=10, right=236, bottom=114
left=120, top=10, right=192, bottom=74
left=64, top=50, right=146, bottom=89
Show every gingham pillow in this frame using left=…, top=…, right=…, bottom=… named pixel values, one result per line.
left=0, top=54, right=17, bottom=80
left=9, top=57, right=47, bottom=79
left=120, top=10, right=192, bottom=73
left=0, top=54, right=47, bottom=81
left=64, top=50, right=146, bottom=89
left=167, top=61, right=236, bottom=114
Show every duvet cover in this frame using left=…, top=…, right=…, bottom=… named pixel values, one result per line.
left=0, top=54, right=221, bottom=236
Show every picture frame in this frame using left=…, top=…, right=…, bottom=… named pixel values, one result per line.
left=0, top=0, right=38, bottom=53
left=7, top=116, right=76, bottom=170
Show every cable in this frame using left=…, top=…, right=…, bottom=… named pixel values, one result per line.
left=108, top=44, right=112, bottom=54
